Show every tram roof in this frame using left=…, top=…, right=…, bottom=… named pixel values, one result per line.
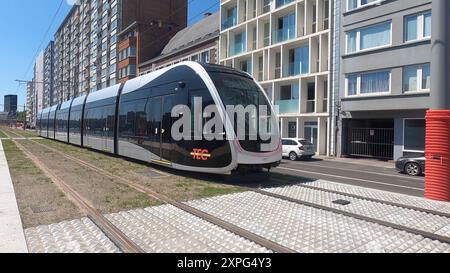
left=121, top=65, right=172, bottom=95
left=86, top=84, right=121, bottom=104
left=59, top=99, right=73, bottom=111
left=71, top=94, right=87, bottom=108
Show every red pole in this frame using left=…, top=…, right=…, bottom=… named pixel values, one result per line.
left=425, top=110, right=450, bottom=201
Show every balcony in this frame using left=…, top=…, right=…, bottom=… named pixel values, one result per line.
left=282, top=62, right=309, bottom=78
left=222, top=16, right=237, bottom=30
left=230, top=44, right=246, bottom=56
left=306, top=100, right=315, bottom=113
left=272, top=28, right=296, bottom=44
left=275, top=0, right=295, bottom=9
left=277, top=99, right=299, bottom=114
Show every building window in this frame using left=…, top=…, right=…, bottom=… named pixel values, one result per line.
left=284, top=45, right=309, bottom=77
left=201, top=51, right=210, bottom=63
left=347, top=0, right=381, bottom=11
left=222, top=6, right=237, bottom=30
left=111, top=19, right=118, bottom=30
left=306, top=83, right=316, bottom=113
left=119, top=47, right=136, bottom=61
left=191, top=54, right=199, bottom=62
left=346, top=21, right=391, bottom=53
left=346, top=70, right=391, bottom=96
left=403, top=63, right=431, bottom=92
left=231, top=31, right=246, bottom=56
left=119, top=65, right=137, bottom=79
left=273, top=12, right=296, bottom=44
left=263, top=0, right=272, bottom=14
left=404, top=119, right=425, bottom=152
left=405, top=12, right=431, bottom=42
left=240, top=59, right=252, bottom=74
left=277, top=84, right=299, bottom=114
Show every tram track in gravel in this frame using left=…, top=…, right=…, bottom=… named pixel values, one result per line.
left=6, top=128, right=450, bottom=248
left=1, top=130, right=144, bottom=253
left=2, top=128, right=295, bottom=253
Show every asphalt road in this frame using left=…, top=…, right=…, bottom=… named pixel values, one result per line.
left=273, top=158, right=425, bottom=197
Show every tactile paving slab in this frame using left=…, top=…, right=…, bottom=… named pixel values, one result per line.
left=104, top=205, right=269, bottom=253
left=25, top=218, right=120, bottom=253
left=186, top=192, right=450, bottom=253
left=264, top=184, right=450, bottom=237
left=305, top=179, right=450, bottom=214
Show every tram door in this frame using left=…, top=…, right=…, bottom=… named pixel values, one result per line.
left=147, top=97, right=162, bottom=160
left=161, top=95, right=174, bottom=162
left=147, top=95, right=174, bottom=163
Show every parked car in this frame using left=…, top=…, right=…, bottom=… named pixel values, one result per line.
left=282, top=138, right=315, bottom=161
left=395, top=155, right=426, bottom=176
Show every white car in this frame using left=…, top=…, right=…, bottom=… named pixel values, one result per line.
left=282, top=138, right=315, bottom=161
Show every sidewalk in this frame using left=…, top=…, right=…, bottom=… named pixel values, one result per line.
left=0, top=140, right=28, bottom=253
left=315, top=156, right=395, bottom=169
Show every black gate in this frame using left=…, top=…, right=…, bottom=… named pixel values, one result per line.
left=349, top=128, right=394, bottom=159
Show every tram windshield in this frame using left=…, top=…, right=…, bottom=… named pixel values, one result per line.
left=209, top=72, right=278, bottom=151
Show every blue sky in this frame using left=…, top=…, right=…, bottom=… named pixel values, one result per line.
left=0, top=0, right=219, bottom=108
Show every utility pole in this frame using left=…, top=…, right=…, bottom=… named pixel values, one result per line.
left=430, top=0, right=450, bottom=109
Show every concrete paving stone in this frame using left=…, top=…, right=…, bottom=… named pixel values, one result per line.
left=0, top=140, right=28, bottom=253
left=22, top=181, right=450, bottom=253
left=306, top=179, right=450, bottom=214
left=104, top=205, right=269, bottom=253
left=264, top=184, right=450, bottom=237
left=24, top=218, right=120, bottom=253
left=186, top=192, right=450, bottom=253
left=435, top=224, right=450, bottom=237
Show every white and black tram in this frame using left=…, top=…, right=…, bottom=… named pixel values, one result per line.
left=37, top=62, right=282, bottom=174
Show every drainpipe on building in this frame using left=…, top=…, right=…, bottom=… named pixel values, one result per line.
left=425, top=0, right=450, bottom=201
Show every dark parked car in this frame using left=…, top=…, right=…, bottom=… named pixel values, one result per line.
left=395, top=155, right=426, bottom=176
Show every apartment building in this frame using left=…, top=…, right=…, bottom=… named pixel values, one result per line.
left=34, top=52, right=45, bottom=121
left=54, top=5, right=79, bottom=103
left=219, top=0, right=332, bottom=156
left=139, top=12, right=220, bottom=74
left=53, top=0, right=187, bottom=103
left=333, top=0, right=432, bottom=161
left=43, top=41, right=55, bottom=108
left=117, top=0, right=187, bottom=83
left=26, top=82, right=34, bottom=126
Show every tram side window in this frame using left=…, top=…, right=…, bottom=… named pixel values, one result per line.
left=48, top=113, right=55, bottom=131
left=85, top=108, right=105, bottom=137
left=57, top=113, right=68, bottom=132
left=119, top=100, right=147, bottom=143
left=105, top=105, right=115, bottom=138
left=42, top=115, right=48, bottom=131
left=69, top=110, right=81, bottom=134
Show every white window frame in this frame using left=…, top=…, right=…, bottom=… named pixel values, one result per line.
left=404, top=11, right=432, bottom=43
left=345, top=21, right=392, bottom=54
left=403, top=118, right=425, bottom=153
left=345, top=69, right=392, bottom=97
left=403, top=63, right=431, bottom=93
left=346, top=0, right=385, bottom=12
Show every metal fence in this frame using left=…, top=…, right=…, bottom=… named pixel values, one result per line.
left=349, top=128, right=394, bottom=160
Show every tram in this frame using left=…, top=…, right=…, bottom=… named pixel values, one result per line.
left=37, top=62, right=282, bottom=174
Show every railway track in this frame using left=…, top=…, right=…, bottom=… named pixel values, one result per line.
left=1, top=130, right=144, bottom=253
left=2, top=128, right=295, bottom=253
left=4, top=128, right=450, bottom=249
